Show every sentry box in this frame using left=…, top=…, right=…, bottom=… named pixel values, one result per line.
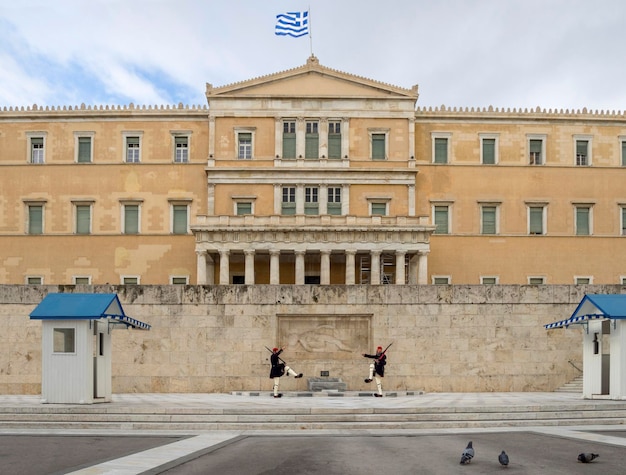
left=30, top=293, right=150, bottom=404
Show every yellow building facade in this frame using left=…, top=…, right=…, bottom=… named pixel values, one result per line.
left=1, top=56, right=625, bottom=285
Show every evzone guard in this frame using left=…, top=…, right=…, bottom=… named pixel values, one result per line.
left=267, top=346, right=303, bottom=398
left=362, top=343, right=391, bottom=397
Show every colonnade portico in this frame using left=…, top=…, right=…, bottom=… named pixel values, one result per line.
left=192, top=215, right=434, bottom=285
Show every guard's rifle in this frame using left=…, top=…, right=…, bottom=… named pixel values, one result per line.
left=378, top=342, right=393, bottom=361
left=265, top=345, right=287, bottom=365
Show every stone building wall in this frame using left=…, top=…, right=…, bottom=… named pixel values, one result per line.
left=0, top=284, right=608, bottom=395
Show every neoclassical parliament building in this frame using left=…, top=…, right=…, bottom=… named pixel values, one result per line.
left=2, top=56, right=626, bottom=287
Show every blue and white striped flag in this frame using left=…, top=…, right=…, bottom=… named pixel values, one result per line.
left=275, top=11, right=309, bottom=38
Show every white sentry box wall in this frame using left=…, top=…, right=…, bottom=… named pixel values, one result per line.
left=41, top=319, right=112, bottom=404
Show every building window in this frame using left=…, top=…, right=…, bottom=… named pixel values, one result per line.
left=574, top=136, right=592, bottom=166
left=481, top=205, right=498, bottom=235
left=122, top=276, right=140, bottom=285
left=236, top=202, right=252, bottom=215
left=575, top=205, right=592, bottom=235
left=282, top=120, right=296, bottom=159
left=480, top=134, right=498, bottom=165
left=27, top=132, right=46, bottom=164
left=370, top=202, right=387, bottom=216
left=328, top=121, right=342, bottom=159
left=432, top=276, right=450, bottom=285
left=575, top=276, right=592, bottom=285
left=237, top=132, right=252, bottom=159
left=171, top=276, right=189, bottom=285
left=173, top=134, right=189, bottom=163
left=621, top=137, right=626, bottom=167
left=281, top=187, right=296, bottom=215
left=528, top=277, right=546, bottom=285
left=528, top=136, right=545, bottom=165
left=26, top=276, right=43, bottom=285
left=73, top=276, right=91, bottom=285
left=305, top=187, right=319, bottom=214
left=370, top=131, right=387, bottom=160
left=527, top=204, right=546, bottom=235
left=432, top=135, right=450, bottom=164
left=433, top=204, right=450, bottom=234
left=74, top=203, right=92, bottom=235
left=171, top=204, right=189, bottom=234
left=621, top=206, right=626, bottom=235
left=327, top=187, right=342, bottom=215
left=27, top=203, right=44, bottom=234
left=305, top=121, right=319, bottom=159
left=621, top=276, right=626, bottom=285
left=123, top=203, right=140, bottom=234
left=75, top=133, right=94, bottom=163
left=123, top=133, right=142, bottom=163
left=481, top=276, right=499, bottom=285
left=53, top=328, right=76, bottom=353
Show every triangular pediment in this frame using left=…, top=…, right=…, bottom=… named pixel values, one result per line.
left=206, top=56, right=418, bottom=101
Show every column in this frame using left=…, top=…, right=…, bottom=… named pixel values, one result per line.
left=395, top=250, right=406, bottom=285
left=408, top=253, right=419, bottom=285
left=219, top=250, right=230, bottom=285
left=418, top=251, right=429, bottom=285
left=370, top=250, right=381, bottom=285
left=296, top=184, right=305, bottom=214
left=296, top=117, right=305, bottom=159
left=273, top=184, right=282, bottom=215
left=244, top=249, right=255, bottom=285
left=295, top=250, right=306, bottom=285
left=319, top=184, right=328, bottom=215
left=207, top=183, right=215, bottom=215
left=320, top=250, right=331, bottom=285
left=196, top=250, right=207, bottom=285
left=408, top=184, right=416, bottom=217
left=270, top=250, right=280, bottom=284
left=274, top=118, right=282, bottom=159
left=341, top=184, right=350, bottom=215
left=206, top=253, right=215, bottom=285
left=345, top=250, right=356, bottom=285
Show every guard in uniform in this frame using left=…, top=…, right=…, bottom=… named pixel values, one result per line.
left=362, top=345, right=386, bottom=397
left=270, top=347, right=303, bottom=398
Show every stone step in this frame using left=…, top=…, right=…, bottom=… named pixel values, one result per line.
left=1, top=403, right=626, bottom=430
left=555, top=375, right=584, bottom=393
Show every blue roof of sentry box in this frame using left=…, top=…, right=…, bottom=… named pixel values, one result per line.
left=29, top=293, right=150, bottom=330
left=544, top=294, right=626, bottom=330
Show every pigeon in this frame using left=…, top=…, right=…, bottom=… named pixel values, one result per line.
left=460, top=441, right=474, bottom=464
left=577, top=453, right=599, bottom=463
left=498, top=450, right=509, bottom=467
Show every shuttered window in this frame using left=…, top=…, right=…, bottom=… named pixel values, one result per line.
left=124, top=205, right=139, bottom=234
left=172, top=205, right=188, bottom=234
left=238, top=133, right=251, bottom=159
left=304, top=187, right=319, bottom=214
left=372, top=134, right=386, bottom=160
left=482, top=138, right=496, bottom=164
left=481, top=206, right=496, bottom=234
left=305, top=121, right=319, bottom=159
left=76, top=205, right=91, bottom=234
left=529, top=207, right=544, bottom=235
left=28, top=205, right=43, bottom=234
left=434, top=206, right=449, bottom=234
left=281, top=187, right=296, bottom=215
left=77, top=137, right=92, bottom=163
left=282, top=121, right=296, bottom=159
left=576, top=140, right=588, bottom=166
left=576, top=207, right=590, bottom=235
left=529, top=139, right=542, bottom=165
left=434, top=138, right=448, bottom=164
left=327, top=187, right=342, bottom=215
left=328, top=121, right=341, bottom=159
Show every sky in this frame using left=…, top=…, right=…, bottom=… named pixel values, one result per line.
left=1, top=0, right=626, bottom=112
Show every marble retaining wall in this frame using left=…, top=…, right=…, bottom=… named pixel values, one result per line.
left=1, top=284, right=615, bottom=395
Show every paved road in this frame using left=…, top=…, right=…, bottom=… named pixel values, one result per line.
left=156, top=431, right=626, bottom=475
left=2, top=428, right=625, bottom=474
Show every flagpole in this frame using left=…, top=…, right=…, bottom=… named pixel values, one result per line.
left=308, top=6, right=313, bottom=56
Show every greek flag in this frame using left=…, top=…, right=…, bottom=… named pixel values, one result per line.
left=275, top=11, right=309, bottom=38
